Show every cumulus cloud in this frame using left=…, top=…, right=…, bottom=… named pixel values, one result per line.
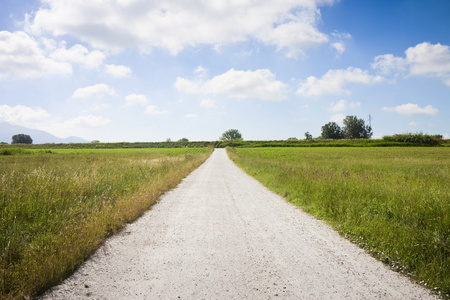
left=105, top=64, right=132, bottom=77
left=145, top=105, right=168, bottom=115
left=372, top=42, right=450, bottom=85
left=0, top=104, right=50, bottom=125
left=297, top=67, right=384, bottom=96
left=27, top=0, right=335, bottom=57
left=175, top=68, right=288, bottom=101
left=0, top=30, right=72, bottom=78
left=72, top=83, right=118, bottom=99
left=49, top=42, right=106, bottom=69
left=125, top=94, right=148, bottom=106
left=372, top=54, right=407, bottom=74
left=382, top=103, right=439, bottom=116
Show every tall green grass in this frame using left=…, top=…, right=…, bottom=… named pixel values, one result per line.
left=0, top=148, right=212, bottom=299
left=228, top=147, right=450, bottom=298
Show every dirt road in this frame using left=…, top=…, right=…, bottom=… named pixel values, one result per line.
left=41, top=149, right=435, bottom=299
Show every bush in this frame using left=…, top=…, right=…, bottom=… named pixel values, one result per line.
left=382, top=133, right=443, bottom=146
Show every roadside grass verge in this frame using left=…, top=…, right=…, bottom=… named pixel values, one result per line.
left=227, top=147, right=450, bottom=298
left=0, top=148, right=212, bottom=299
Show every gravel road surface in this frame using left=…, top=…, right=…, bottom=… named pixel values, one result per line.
left=41, top=149, right=435, bottom=299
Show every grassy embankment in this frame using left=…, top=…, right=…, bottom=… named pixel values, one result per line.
left=228, top=147, right=449, bottom=298
left=0, top=147, right=212, bottom=299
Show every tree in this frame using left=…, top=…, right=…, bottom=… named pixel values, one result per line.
left=178, top=138, right=189, bottom=142
left=321, top=122, right=343, bottom=139
left=220, top=129, right=242, bottom=141
left=12, top=134, right=33, bottom=144
left=304, top=131, right=312, bottom=140
left=342, top=115, right=373, bottom=139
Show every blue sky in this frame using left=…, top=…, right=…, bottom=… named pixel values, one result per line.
left=0, top=0, right=449, bottom=142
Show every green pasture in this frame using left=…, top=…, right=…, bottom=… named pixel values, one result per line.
left=228, top=147, right=450, bottom=298
left=0, top=148, right=212, bottom=299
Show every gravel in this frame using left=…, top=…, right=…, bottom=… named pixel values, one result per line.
left=41, top=149, right=436, bottom=299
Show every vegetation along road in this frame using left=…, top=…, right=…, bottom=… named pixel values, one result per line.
left=41, top=149, right=435, bottom=299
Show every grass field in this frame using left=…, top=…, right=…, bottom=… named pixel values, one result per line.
left=0, top=148, right=212, bottom=299
left=227, top=147, right=450, bottom=298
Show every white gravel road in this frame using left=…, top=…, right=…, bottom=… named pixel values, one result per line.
left=41, top=149, right=435, bottom=299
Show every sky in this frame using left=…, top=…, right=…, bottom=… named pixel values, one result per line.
left=0, top=0, right=449, bottom=142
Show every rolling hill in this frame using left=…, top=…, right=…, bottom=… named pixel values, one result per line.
left=0, top=122, right=89, bottom=144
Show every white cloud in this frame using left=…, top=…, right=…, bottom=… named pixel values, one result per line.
left=330, top=113, right=345, bottom=123
left=72, top=84, right=118, bottom=99
left=175, top=68, right=288, bottom=101
left=331, top=42, right=345, bottom=55
left=27, top=0, right=335, bottom=57
left=382, top=103, right=439, bottom=116
left=49, top=42, right=106, bottom=69
left=145, top=105, right=168, bottom=115
left=0, top=104, right=110, bottom=138
left=64, top=114, right=110, bottom=127
left=125, top=94, right=148, bottom=106
left=258, top=13, right=329, bottom=58
left=329, top=99, right=347, bottom=111
left=105, top=64, right=132, bottom=77
left=330, top=30, right=351, bottom=55
left=185, top=113, right=197, bottom=118
left=372, top=42, right=450, bottom=85
left=409, top=121, right=419, bottom=126
left=297, top=67, right=384, bottom=96
left=0, top=30, right=72, bottom=78
left=406, top=42, right=450, bottom=76
left=331, top=30, right=351, bottom=39
left=372, top=54, right=407, bottom=74
left=0, top=104, right=50, bottom=125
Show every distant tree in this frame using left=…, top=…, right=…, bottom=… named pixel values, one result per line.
left=321, top=122, right=343, bottom=139
left=220, top=129, right=242, bottom=141
left=304, top=131, right=312, bottom=140
left=287, top=137, right=298, bottom=141
left=178, top=138, right=189, bottom=142
left=166, top=138, right=172, bottom=142
left=342, top=115, right=373, bottom=139
left=12, top=134, right=33, bottom=144
left=91, top=140, right=100, bottom=144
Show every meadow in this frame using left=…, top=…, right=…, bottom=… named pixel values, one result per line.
left=0, top=147, right=212, bottom=299
left=227, top=147, right=450, bottom=297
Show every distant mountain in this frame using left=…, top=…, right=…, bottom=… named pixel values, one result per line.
left=0, top=122, right=89, bottom=144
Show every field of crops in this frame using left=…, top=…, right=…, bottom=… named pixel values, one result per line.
left=227, top=147, right=450, bottom=297
left=0, top=148, right=212, bottom=299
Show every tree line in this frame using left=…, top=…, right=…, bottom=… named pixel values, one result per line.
left=219, top=116, right=373, bottom=142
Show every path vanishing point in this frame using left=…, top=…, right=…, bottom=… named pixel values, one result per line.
left=41, top=149, right=435, bottom=299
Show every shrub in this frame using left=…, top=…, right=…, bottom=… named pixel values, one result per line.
left=382, top=133, right=443, bottom=146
